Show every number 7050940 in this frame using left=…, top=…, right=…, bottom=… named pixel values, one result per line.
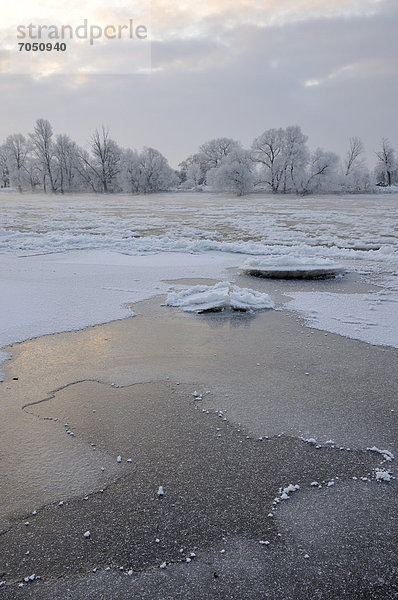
left=18, top=42, right=66, bottom=51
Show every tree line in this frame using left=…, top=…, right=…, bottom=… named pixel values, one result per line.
left=0, top=119, right=396, bottom=195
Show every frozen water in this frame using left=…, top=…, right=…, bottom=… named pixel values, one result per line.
left=242, top=256, right=345, bottom=279
left=0, top=192, right=397, bottom=374
left=286, top=290, right=398, bottom=348
left=0, top=249, right=240, bottom=379
left=166, top=282, right=275, bottom=313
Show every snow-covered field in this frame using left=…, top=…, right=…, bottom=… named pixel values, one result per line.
left=1, top=191, right=398, bottom=377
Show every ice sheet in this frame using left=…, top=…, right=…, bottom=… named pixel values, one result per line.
left=0, top=250, right=240, bottom=378
left=285, top=290, right=398, bottom=348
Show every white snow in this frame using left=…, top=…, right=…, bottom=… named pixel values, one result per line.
left=1, top=193, right=397, bottom=260
left=304, top=438, right=317, bottom=445
left=375, top=469, right=392, bottom=482
left=242, top=256, right=345, bottom=279
left=367, top=447, right=395, bottom=462
left=166, top=282, right=274, bottom=313
left=0, top=250, right=240, bottom=379
left=285, top=290, right=398, bottom=348
left=280, top=484, right=300, bottom=500
left=0, top=192, right=397, bottom=378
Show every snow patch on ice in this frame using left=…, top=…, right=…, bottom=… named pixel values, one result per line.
left=284, top=290, right=398, bottom=348
left=375, top=468, right=392, bottom=482
left=280, top=484, right=300, bottom=500
left=367, top=446, right=395, bottom=462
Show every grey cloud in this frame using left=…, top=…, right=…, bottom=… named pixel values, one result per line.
left=0, top=0, right=396, bottom=168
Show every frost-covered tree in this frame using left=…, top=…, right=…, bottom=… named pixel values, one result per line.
left=375, top=138, right=396, bottom=186
left=344, top=137, right=364, bottom=177
left=29, top=119, right=58, bottom=192
left=251, top=126, right=310, bottom=193
left=119, top=148, right=142, bottom=193
left=74, top=148, right=99, bottom=193
left=54, top=134, right=81, bottom=193
left=2, top=117, right=392, bottom=195
left=178, top=154, right=206, bottom=187
left=4, top=134, right=29, bottom=192
left=340, top=137, right=371, bottom=192
left=199, top=138, right=241, bottom=172
left=300, top=148, right=340, bottom=194
left=280, top=126, right=309, bottom=193
left=185, top=162, right=203, bottom=190
left=83, top=127, right=121, bottom=193
left=0, top=146, right=10, bottom=188
left=23, top=157, right=42, bottom=191
left=136, top=147, right=177, bottom=193
left=206, top=148, right=254, bottom=196
left=251, top=128, right=285, bottom=193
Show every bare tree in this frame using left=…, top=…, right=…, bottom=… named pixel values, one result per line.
left=199, top=138, right=241, bottom=172
left=281, top=126, right=309, bottom=193
left=300, top=148, right=339, bottom=194
left=137, top=147, right=177, bottom=193
left=375, top=138, right=396, bottom=186
left=185, top=162, right=202, bottom=190
left=251, top=128, right=285, bottom=193
left=54, top=134, right=80, bottom=193
left=207, top=148, right=254, bottom=196
left=75, top=148, right=99, bottom=193
left=120, top=148, right=142, bottom=193
left=85, top=127, right=121, bottom=193
left=344, top=137, right=364, bottom=177
left=5, top=134, right=29, bottom=192
left=29, top=119, right=58, bottom=192
left=178, top=154, right=206, bottom=186
left=0, top=146, right=10, bottom=188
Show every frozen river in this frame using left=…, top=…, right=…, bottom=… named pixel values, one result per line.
left=0, top=191, right=397, bottom=375
left=1, top=191, right=397, bottom=255
left=0, top=191, right=397, bottom=598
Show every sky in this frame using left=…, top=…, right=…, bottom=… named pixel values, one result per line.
left=0, top=0, right=397, bottom=168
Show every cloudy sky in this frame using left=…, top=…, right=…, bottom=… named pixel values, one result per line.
left=0, top=0, right=397, bottom=167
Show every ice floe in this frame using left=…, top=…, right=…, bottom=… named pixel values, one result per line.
left=166, top=282, right=274, bottom=313
left=242, top=256, right=345, bottom=279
